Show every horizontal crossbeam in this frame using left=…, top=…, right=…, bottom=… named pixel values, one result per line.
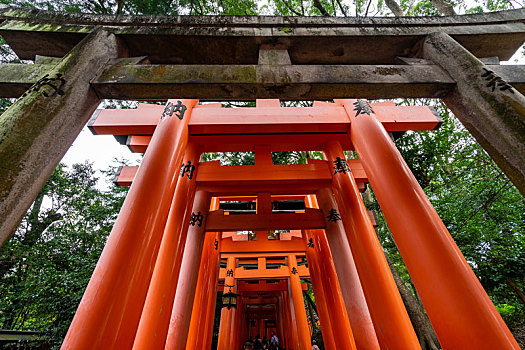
left=206, top=209, right=325, bottom=232
left=1, top=7, right=524, bottom=64
left=2, top=62, right=525, bottom=99
left=113, top=160, right=368, bottom=194
left=89, top=102, right=441, bottom=135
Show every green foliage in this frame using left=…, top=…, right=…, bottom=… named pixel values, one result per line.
left=0, top=163, right=128, bottom=348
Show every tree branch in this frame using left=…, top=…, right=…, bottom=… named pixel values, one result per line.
left=430, top=0, right=456, bottom=15
left=385, top=0, right=404, bottom=16
left=313, top=0, right=331, bottom=16
left=335, top=0, right=347, bottom=16
left=281, top=0, right=304, bottom=16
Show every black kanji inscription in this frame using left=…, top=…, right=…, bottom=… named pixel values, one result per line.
left=226, top=269, right=234, bottom=277
left=180, top=161, right=195, bottom=179
left=327, top=208, right=342, bottom=223
left=481, top=68, right=514, bottom=94
left=189, top=211, right=204, bottom=227
left=353, top=99, right=374, bottom=117
left=333, top=157, right=350, bottom=175
left=161, top=100, right=187, bottom=120
left=22, top=73, right=66, bottom=98
left=307, top=238, right=314, bottom=249
left=291, top=267, right=298, bottom=275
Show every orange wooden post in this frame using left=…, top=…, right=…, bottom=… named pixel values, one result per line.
left=314, top=187, right=380, bottom=350
left=217, top=309, right=231, bottom=350
left=284, top=289, right=299, bottom=350
left=163, top=194, right=216, bottom=349
left=300, top=230, right=336, bottom=350
left=342, top=98, right=520, bottom=350
left=280, top=292, right=291, bottom=350
left=302, top=195, right=358, bottom=350
left=288, top=254, right=311, bottom=350
left=218, top=256, right=236, bottom=350
left=229, top=308, right=237, bottom=349
left=62, top=99, right=198, bottom=350
left=185, top=231, right=213, bottom=350
left=133, top=143, right=202, bottom=350
left=323, top=139, right=420, bottom=350
left=203, top=232, right=222, bottom=350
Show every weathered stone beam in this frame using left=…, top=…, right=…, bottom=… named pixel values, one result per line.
left=423, top=32, right=525, bottom=196
left=1, top=7, right=524, bottom=64
left=87, top=62, right=525, bottom=100
left=0, top=29, right=121, bottom=246
left=3, top=62, right=525, bottom=100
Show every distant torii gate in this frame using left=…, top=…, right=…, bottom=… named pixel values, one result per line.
left=58, top=99, right=519, bottom=349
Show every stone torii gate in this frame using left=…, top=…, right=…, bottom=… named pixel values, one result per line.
left=0, top=6, right=523, bottom=350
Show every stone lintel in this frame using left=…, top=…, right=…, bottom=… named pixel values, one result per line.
left=0, top=7, right=524, bottom=63
left=3, top=62, right=525, bottom=100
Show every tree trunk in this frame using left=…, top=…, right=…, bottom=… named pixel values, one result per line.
left=504, top=276, right=525, bottom=307
left=384, top=253, right=442, bottom=350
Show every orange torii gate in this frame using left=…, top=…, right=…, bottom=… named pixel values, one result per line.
left=61, top=99, right=519, bottom=350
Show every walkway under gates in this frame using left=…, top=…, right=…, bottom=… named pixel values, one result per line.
left=55, top=99, right=518, bottom=349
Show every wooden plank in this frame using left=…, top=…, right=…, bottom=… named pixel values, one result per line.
left=206, top=209, right=325, bottom=231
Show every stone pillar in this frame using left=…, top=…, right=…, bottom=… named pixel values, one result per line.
left=423, top=31, right=525, bottom=196
left=62, top=99, right=198, bottom=350
left=0, top=29, right=120, bottom=246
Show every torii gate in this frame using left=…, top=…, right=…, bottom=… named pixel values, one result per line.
left=56, top=99, right=519, bottom=349
left=0, top=6, right=523, bottom=350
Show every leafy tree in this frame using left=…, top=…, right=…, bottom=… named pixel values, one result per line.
left=0, top=163, right=128, bottom=348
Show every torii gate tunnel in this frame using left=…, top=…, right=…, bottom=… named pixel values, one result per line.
left=0, top=6, right=523, bottom=350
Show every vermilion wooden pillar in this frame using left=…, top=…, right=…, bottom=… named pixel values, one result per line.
left=315, top=187, right=380, bottom=350
left=302, top=195, right=357, bottom=350
left=186, top=231, right=221, bottom=350
left=62, top=99, right=198, bottom=350
left=288, top=254, right=311, bottom=350
left=164, top=194, right=217, bottom=349
left=284, top=289, right=299, bottom=350
left=203, top=232, right=222, bottom=350
left=342, top=98, right=520, bottom=350
left=300, top=229, right=336, bottom=349
left=133, top=143, right=202, bottom=350
left=323, top=139, right=420, bottom=350
left=218, top=256, right=236, bottom=350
